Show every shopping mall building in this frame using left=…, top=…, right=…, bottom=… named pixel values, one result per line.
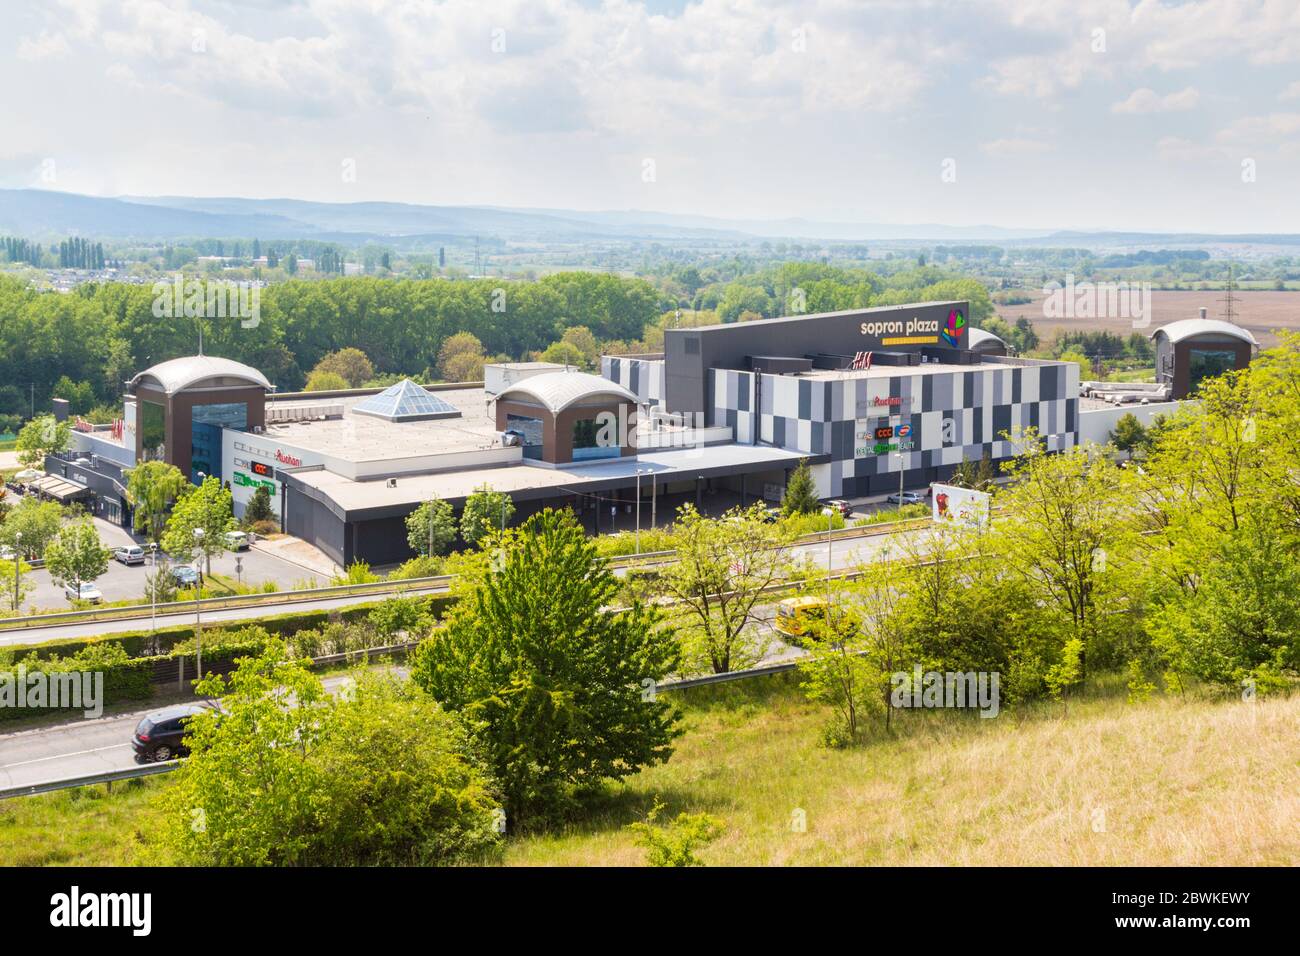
left=48, top=299, right=1232, bottom=567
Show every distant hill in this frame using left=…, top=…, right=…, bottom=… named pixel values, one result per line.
left=2, top=188, right=1299, bottom=248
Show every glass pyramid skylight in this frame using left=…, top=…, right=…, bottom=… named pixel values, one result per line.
left=351, top=379, right=462, bottom=422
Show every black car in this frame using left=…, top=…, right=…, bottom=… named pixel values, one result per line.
left=131, top=703, right=216, bottom=762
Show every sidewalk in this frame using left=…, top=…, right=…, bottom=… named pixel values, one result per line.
left=250, top=534, right=342, bottom=581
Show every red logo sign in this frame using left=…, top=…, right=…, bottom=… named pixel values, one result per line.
left=873, top=396, right=902, bottom=407
left=274, top=450, right=302, bottom=467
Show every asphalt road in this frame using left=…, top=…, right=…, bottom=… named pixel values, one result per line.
left=2, top=525, right=920, bottom=646
left=0, top=673, right=367, bottom=793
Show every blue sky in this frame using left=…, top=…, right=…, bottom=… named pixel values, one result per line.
left=2, top=0, right=1298, bottom=232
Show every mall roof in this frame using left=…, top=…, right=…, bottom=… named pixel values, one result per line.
left=130, top=355, right=272, bottom=395
left=1150, top=319, right=1259, bottom=347
left=351, top=379, right=462, bottom=422
left=282, top=442, right=814, bottom=517
left=495, top=371, right=639, bottom=414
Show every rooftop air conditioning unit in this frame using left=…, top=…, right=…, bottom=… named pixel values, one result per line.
left=386, top=478, right=398, bottom=488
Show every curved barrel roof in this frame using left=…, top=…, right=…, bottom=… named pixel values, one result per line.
left=495, top=371, right=638, bottom=414
left=1150, top=319, right=1259, bottom=347
left=130, top=355, right=272, bottom=395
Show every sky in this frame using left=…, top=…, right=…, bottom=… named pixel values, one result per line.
left=2, top=0, right=1299, bottom=233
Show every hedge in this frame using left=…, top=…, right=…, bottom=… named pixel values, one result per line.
left=0, top=593, right=456, bottom=663
left=0, top=644, right=154, bottom=722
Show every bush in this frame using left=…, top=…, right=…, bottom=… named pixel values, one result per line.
left=0, top=642, right=152, bottom=721
left=147, top=647, right=502, bottom=866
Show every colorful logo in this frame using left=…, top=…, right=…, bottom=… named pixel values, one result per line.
left=896, top=424, right=912, bottom=438
left=942, top=308, right=966, bottom=347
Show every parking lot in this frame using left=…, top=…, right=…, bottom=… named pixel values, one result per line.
left=15, top=517, right=330, bottom=614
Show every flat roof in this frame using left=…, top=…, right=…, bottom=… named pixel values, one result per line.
left=262, top=386, right=503, bottom=462
left=284, top=443, right=812, bottom=517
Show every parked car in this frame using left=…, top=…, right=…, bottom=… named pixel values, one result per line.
left=825, top=499, right=854, bottom=517
left=63, top=581, right=103, bottom=604
left=887, top=491, right=926, bottom=506
left=0, top=545, right=13, bottom=561
left=170, top=565, right=200, bottom=587
left=113, top=545, right=146, bottom=565
left=224, top=530, right=249, bottom=551
left=132, top=703, right=219, bottom=763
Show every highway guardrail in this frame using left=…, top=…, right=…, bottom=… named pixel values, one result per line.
left=0, top=515, right=929, bottom=635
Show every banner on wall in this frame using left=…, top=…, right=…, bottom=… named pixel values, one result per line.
left=931, top=483, right=990, bottom=529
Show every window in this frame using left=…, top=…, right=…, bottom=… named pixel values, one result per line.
left=1188, top=348, right=1236, bottom=392
left=140, top=400, right=166, bottom=461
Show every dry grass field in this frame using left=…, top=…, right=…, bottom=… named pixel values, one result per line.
left=994, top=289, right=1300, bottom=348
left=507, top=676, right=1299, bottom=867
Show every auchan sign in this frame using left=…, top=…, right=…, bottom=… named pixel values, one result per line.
left=275, top=450, right=303, bottom=467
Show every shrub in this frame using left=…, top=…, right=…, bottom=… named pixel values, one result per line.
left=148, top=647, right=501, bottom=866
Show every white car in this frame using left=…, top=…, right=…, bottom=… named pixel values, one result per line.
left=113, top=545, right=146, bottom=565
left=64, top=582, right=103, bottom=604
left=224, top=531, right=249, bottom=551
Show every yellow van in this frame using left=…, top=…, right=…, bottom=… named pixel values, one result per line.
left=775, top=596, right=849, bottom=642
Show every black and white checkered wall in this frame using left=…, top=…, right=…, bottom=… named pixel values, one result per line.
left=709, top=359, right=1079, bottom=498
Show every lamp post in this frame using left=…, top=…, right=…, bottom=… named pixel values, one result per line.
left=821, top=506, right=835, bottom=579
left=893, top=451, right=904, bottom=507
left=148, top=541, right=158, bottom=635
left=192, top=527, right=204, bottom=682
left=12, top=531, right=21, bottom=613
left=634, top=468, right=649, bottom=554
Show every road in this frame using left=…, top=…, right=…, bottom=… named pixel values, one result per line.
left=0, top=673, right=368, bottom=793
left=2, top=524, right=921, bottom=646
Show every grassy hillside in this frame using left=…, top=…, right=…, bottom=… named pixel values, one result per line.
left=507, top=677, right=1298, bottom=866
left=1, top=676, right=1295, bottom=866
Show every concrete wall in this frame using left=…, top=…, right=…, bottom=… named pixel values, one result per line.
left=1077, top=401, right=1184, bottom=446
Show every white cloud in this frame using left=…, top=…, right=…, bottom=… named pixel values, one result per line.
left=979, top=137, right=1052, bottom=156
left=1112, top=86, right=1200, bottom=113
left=17, top=30, right=71, bottom=61
left=1215, top=112, right=1300, bottom=145
left=1280, top=80, right=1300, bottom=100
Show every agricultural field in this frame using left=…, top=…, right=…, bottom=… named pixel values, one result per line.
left=994, top=289, right=1300, bottom=348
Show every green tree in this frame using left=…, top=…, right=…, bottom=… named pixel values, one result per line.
left=460, top=485, right=514, bottom=546
left=658, top=503, right=795, bottom=674
left=436, top=331, right=487, bottom=382
left=15, top=415, right=71, bottom=469
left=406, top=498, right=456, bottom=557
left=627, top=798, right=725, bottom=867
left=0, top=557, right=33, bottom=613
left=126, top=460, right=189, bottom=543
left=0, top=498, right=63, bottom=558
left=411, top=509, right=680, bottom=825
left=1109, top=413, right=1148, bottom=460
left=150, top=642, right=501, bottom=865
left=244, top=484, right=274, bottom=525
left=304, top=370, right=348, bottom=392
left=539, top=340, right=586, bottom=367
left=161, top=476, right=234, bottom=575
left=311, top=348, right=374, bottom=388
left=44, top=519, right=108, bottom=598
left=781, top=459, right=820, bottom=516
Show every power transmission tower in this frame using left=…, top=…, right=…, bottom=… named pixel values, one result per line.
left=1218, top=264, right=1238, bottom=324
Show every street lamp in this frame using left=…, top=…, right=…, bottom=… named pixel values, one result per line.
left=634, top=467, right=651, bottom=554
left=893, top=451, right=905, bottom=507
left=821, top=507, right=835, bottom=579
left=192, top=527, right=204, bottom=682
left=12, top=531, right=21, bottom=613
left=148, top=541, right=158, bottom=636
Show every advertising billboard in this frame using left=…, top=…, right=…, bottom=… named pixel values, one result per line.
left=931, top=483, right=990, bottom=529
